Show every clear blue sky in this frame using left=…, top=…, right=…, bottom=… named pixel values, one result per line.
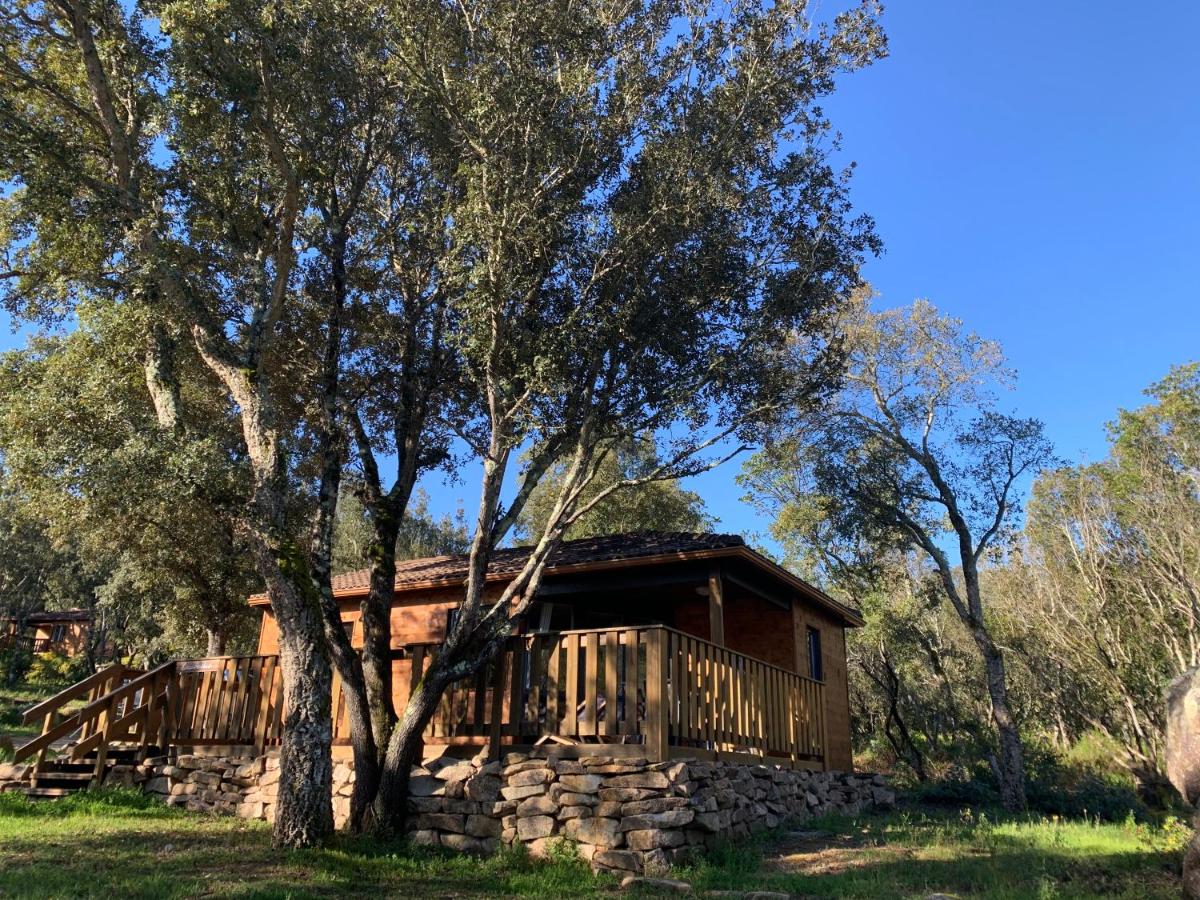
left=689, top=0, right=1200, bottom=541
left=3, top=1, right=1197, bottom=545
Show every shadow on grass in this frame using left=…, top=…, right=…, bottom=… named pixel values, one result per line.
left=673, top=811, right=1184, bottom=900
left=0, top=790, right=612, bottom=900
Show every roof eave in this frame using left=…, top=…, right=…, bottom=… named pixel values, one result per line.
left=249, top=544, right=864, bottom=627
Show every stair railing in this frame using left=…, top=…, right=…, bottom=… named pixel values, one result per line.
left=16, top=663, right=128, bottom=777
left=16, top=661, right=177, bottom=785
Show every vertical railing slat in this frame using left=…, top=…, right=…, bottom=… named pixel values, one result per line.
left=564, top=633, right=580, bottom=740
left=544, top=635, right=560, bottom=734
left=622, top=630, right=638, bottom=735
left=603, top=630, right=619, bottom=737
left=581, top=632, right=599, bottom=736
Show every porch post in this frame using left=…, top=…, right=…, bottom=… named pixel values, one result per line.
left=707, top=566, right=725, bottom=646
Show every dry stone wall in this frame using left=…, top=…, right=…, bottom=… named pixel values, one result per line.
left=2, top=750, right=894, bottom=876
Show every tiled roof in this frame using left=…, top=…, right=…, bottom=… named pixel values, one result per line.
left=24, top=609, right=92, bottom=623
left=329, top=532, right=746, bottom=595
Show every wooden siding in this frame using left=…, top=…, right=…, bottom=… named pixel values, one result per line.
left=792, top=603, right=852, bottom=770
left=252, top=561, right=857, bottom=771
left=723, top=592, right=796, bottom=672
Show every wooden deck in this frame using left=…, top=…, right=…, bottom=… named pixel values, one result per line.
left=14, top=625, right=828, bottom=784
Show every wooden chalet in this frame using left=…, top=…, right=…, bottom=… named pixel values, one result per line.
left=13, top=533, right=861, bottom=795
left=4, top=609, right=93, bottom=657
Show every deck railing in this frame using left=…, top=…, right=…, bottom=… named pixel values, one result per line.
left=18, top=626, right=827, bottom=774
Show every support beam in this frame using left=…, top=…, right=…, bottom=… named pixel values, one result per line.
left=708, top=566, right=725, bottom=646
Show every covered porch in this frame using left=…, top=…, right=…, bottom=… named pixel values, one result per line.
left=13, top=623, right=829, bottom=789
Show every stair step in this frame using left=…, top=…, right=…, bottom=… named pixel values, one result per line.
left=78, top=749, right=141, bottom=762
left=23, top=787, right=84, bottom=799
left=34, top=772, right=93, bottom=785
left=40, top=762, right=93, bottom=774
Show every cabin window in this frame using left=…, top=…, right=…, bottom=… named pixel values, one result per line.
left=806, top=626, right=823, bottom=681
left=343, top=621, right=355, bottom=642
left=51, top=624, right=66, bottom=642
left=445, top=606, right=460, bottom=637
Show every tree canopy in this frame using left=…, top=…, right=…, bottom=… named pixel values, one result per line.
left=514, top=436, right=715, bottom=541
left=1, top=0, right=885, bottom=844
left=742, top=294, right=1056, bottom=810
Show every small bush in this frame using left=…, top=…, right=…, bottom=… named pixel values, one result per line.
left=898, top=741, right=1150, bottom=822
left=905, top=775, right=1000, bottom=809
left=25, top=651, right=90, bottom=686
left=0, top=645, right=33, bottom=686
left=1026, top=766, right=1146, bottom=822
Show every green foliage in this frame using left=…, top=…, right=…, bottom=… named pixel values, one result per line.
left=0, top=0, right=888, bottom=836
left=333, top=489, right=469, bottom=574
left=1014, top=360, right=1200, bottom=784
left=515, top=436, right=715, bottom=542
left=24, top=650, right=90, bottom=686
left=743, top=296, right=1054, bottom=808
left=0, top=304, right=260, bottom=660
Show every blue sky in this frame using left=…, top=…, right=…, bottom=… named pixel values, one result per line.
left=3, top=1, right=1197, bottom=547
left=689, top=0, right=1200, bottom=541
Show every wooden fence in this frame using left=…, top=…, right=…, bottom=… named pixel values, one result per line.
left=17, top=626, right=827, bottom=777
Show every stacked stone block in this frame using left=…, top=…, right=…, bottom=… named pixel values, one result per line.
left=1, top=749, right=895, bottom=876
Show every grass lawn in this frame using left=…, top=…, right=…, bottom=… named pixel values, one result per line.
left=675, top=808, right=1188, bottom=899
left=0, top=790, right=614, bottom=899
left=0, top=790, right=1188, bottom=899
left=0, top=682, right=57, bottom=753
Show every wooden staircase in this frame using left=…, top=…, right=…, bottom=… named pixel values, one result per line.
left=18, top=746, right=157, bottom=799
left=9, top=662, right=176, bottom=798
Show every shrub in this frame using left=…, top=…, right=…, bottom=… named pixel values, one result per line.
left=0, top=645, right=33, bottom=686
left=899, top=742, right=1150, bottom=822
left=905, top=775, right=1000, bottom=810
left=25, top=651, right=90, bottom=686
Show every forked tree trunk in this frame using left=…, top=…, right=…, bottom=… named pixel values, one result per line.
left=324, top=634, right=380, bottom=831
left=374, top=666, right=448, bottom=832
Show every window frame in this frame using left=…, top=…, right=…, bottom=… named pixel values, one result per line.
left=806, top=625, right=823, bottom=682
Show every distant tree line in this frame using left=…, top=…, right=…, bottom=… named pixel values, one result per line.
left=743, top=295, right=1198, bottom=810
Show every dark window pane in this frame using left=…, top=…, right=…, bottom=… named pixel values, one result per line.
left=806, top=627, right=823, bottom=681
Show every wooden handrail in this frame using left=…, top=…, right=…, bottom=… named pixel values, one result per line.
left=15, top=625, right=827, bottom=772
left=655, top=625, right=826, bottom=687
left=21, top=663, right=125, bottom=725
left=14, top=661, right=174, bottom=766
left=64, top=661, right=173, bottom=728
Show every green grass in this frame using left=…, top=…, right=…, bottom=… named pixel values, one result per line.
left=1, top=678, right=97, bottom=760
left=0, top=790, right=1187, bottom=898
left=0, top=681, right=57, bottom=755
left=671, top=807, right=1188, bottom=899
left=0, top=789, right=614, bottom=898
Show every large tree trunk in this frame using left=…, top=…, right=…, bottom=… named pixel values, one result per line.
left=374, top=664, right=447, bottom=833
left=973, top=624, right=1026, bottom=811
left=257, top=552, right=335, bottom=848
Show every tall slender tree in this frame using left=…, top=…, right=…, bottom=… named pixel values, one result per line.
left=742, top=296, right=1055, bottom=810
left=1, top=0, right=389, bottom=845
